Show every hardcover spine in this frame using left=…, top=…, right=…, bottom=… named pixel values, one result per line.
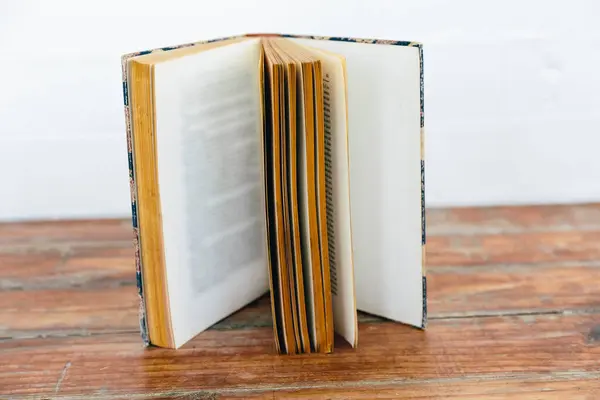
left=416, top=43, right=427, bottom=329
left=121, top=55, right=150, bottom=346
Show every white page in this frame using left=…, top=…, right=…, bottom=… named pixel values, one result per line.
left=153, top=39, right=268, bottom=348
left=290, top=38, right=423, bottom=328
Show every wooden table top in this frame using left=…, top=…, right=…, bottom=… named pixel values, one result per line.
left=1, top=204, right=599, bottom=398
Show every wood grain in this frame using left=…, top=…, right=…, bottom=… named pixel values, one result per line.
left=2, top=239, right=600, bottom=335
left=1, top=314, right=599, bottom=397
left=0, top=219, right=132, bottom=246
left=1, top=204, right=600, bottom=398
left=2, top=258, right=600, bottom=337
left=0, top=287, right=138, bottom=338
left=0, top=246, right=133, bottom=290
left=429, top=261, right=600, bottom=317
left=232, top=375, right=600, bottom=399
left=427, top=231, right=600, bottom=267
left=1, top=203, right=597, bottom=246
left=426, top=203, right=600, bottom=235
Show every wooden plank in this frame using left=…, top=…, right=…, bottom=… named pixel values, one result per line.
left=427, top=231, right=600, bottom=267
left=1, top=203, right=599, bottom=248
left=0, top=206, right=598, bottom=290
left=7, top=374, right=600, bottom=399
left=2, top=258, right=599, bottom=336
left=5, top=222, right=600, bottom=290
left=5, top=230, right=600, bottom=292
left=429, top=261, right=600, bottom=317
left=427, top=203, right=600, bottom=235
left=233, top=375, right=600, bottom=399
left=0, top=288, right=274, bottom=338
left=0, top=203, right=598, bottom=247
left=0, top=287, right=138, bottom=338
left=0, top=219, right=132, bottom=246
left=232, top=373, right=600, bottom=400
left=0, top=251, right=62, bottom=290
left=0, top=246, right=133, bottom=290
left=1, top=314, right=599, bottom=397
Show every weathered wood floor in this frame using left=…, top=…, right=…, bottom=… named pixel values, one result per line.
left=1, top=204, right=599, bottom=398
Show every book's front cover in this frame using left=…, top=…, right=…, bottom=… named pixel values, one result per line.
left=121, top=34, right=426, bottom=346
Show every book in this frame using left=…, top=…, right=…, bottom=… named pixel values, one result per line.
left=121, top=33, right=426, bottom=354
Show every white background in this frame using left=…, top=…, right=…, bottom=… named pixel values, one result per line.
left=1, top=0, right=599, bottom=221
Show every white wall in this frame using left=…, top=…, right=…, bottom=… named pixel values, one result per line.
left=1, top=0, right=599, bottom=221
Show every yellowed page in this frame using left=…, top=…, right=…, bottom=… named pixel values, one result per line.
left=296, top=44, right=358, bottom=347
left=263, top=41, right=296, bottom=354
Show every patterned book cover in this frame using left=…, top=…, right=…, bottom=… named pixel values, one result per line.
left=121, top=34, right=426, bottom=346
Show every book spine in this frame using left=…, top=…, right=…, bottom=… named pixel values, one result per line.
left=280, top=33, right=413, bottom=47
left=121, top=55, right=150, bottom=347
left=417, top=43, right=427, bottom=329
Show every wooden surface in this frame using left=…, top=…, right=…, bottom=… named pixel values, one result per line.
left=1, top=204, right=599, bottom=398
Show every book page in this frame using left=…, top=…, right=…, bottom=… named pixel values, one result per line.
left=279, top=57, right=302, bottom=354
left=272, top=38, right=336, bottom=353
left=297, top=45, right=358, bottom=347
left=293, top=59, right=318, bottom=349
left=127, top=37, right=247, bottom=349
left=299, top=61, right=329, bottom=351
left=263, top=40, right=297, bottom=353
left=312, top=61, right=335, bottom=352
left=289, top=38, right=423, bottom=328
left=153, top=39, right=269, bottom=348
left=260, top=48, right=285, bottom=353
left=278, top=59, right=302, bottom=353
left=282, top=55, right=312, bottom=353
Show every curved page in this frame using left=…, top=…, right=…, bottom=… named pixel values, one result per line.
left=290, top=38, right=423, bottom=328
left=153, top=39, right=268, bottom=348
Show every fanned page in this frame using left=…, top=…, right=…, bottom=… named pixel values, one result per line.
left=289, top=37, right=424, bottom=328
left=262, top=41, right=297, bottom=354
left=151, top=39, right=269, bottom=348
left=263, top=40, right=311, bottom=354
left=288, top=43, right=358, bottom=347
left=261, top=38, right=357, bottom=353
left=282, top=56, right=313, bottom=354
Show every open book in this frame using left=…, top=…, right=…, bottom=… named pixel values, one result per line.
left=121, top=34, right=426, bottom=354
